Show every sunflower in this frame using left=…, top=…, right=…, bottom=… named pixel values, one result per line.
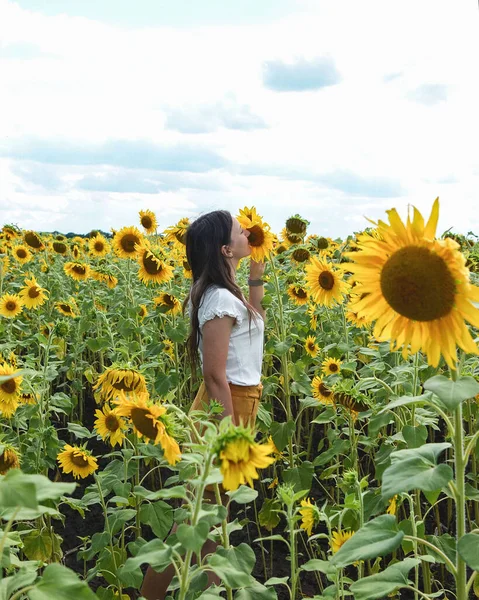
left=19, top=275, right=48, bottom=309
left=311, top=376, right=334, bottom=404
left=162, top=339, right=175, bottom=359
left=139, top=209, right=158, bottom=234
left=299, top=498, right=318, bottom=537
left=93, top=366, right=147, bottom=402
left=0, top=294, right=24, bottom=319
left=304, top=336, right=320, bottom=358
left=23, top=231, right=44, bottom=251
left=89, top=235, right=111, bottom=257
left=291, top=246, right=311, bottom=263
left=280, top=227, right=303, bottom=247
left=286, top=215, right=309, bottom=236
left=138, top=304, right=148, bottom=319
left=57, top=444, right=98, bottom=479
left=305, top=257, right=350, bottom=307
left=322, top=357, right=342, bottom=376
left=386, top=495, right=398, bottom=516
left=330, top=530, right=354, bottom=554
left=64, top=262, right=90, bottom=281
left=55, top=300, right=78, bottom=318
left=154, top=292, right=182, bottom=315
left=19, top=391, right=37, bottom=405
left=72, top=244, right=82, bottom=259
left=182, top=259, right=192, bottom=279
left=215, top=428, right=275, bottom=491
left=237, top=214, right=275, bottom=263
left=112, top=226, right=144, bottom=259
left=287, top=284, right=309, bottom=306
left=2, top=225, right=20, bottom=240
left=345, top=199, right=479, bottom=368
left=113, top=392, right=181, bottom=464
left=12, top=244, right=33, bottom=264
left=164, top=218, right=189, bottom=246
left=94, top=404, right=128, bottom=447
left=51, top=241, right=68, bottom=255
left=238, top=206, right=261, bottom=223
left=136, top=242, right=174, bottom=286
left=91, top=268, right=118, bottom=289
left=0, top=362, right=22, bottom=407
left=0, top=445, right=21, bottom=475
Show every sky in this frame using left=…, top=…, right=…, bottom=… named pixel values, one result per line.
left=1, top=0, right=478, bottom=239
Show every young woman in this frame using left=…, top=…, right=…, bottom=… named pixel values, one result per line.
left=141, top=210, right=266, bottom=599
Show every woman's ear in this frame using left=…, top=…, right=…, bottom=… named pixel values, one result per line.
left=221, top=245, right=233, bottom=258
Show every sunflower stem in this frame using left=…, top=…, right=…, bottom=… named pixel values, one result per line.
left=453, top=400, right=468, bottom=600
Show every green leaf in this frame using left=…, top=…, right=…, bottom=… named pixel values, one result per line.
left=227, top=485, right=258, bottom=504
left=378, top=394, right=431, bottom=414
left=134, top=485, right=187, bottom=501
left=67, top=423, right=93, bottom=439
left=270, top=421, right=295, bottom=452
left=457, top=533, right=479, bottom=570
left=97, top=546, right=126, bottom=586
left=107, top=509, right=136, bottom=535
left=258, top=499, right=281, bottom=531
left=402, top=425, right=428, bottom=448
left=282, top=462, right=314, bottom=493
left=28, top=563, right=97, bottom=600
left=0, top=567, right=37, bottom=598
left=331, top=515, right=404, bottom=567
left=176, top=522, right=209, bottom=554
left=349, top=558, right=420, bottom=600
left=381, top=443, right=453, bottom=498
left=300, top=559, right=337, bottom=576
left=23, top=531, right=53, bottom=561
left=208, top=544, right=255, bottom=588
left=235, top=581, right=278, bottom=600
left=139, top=501, right=173, bottom=539
left=0, top=471, right=38, bottom=511
left=120, top=539, right=173, bottom=576
left=424, top=375, right=479, bottom=411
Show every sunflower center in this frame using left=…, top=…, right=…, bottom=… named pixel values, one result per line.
left=120, top=234, right=140, bottom=253
left=308, top=342, right=315, bottom=351
left=143, top=252, right=162, bottom=275
left=72, top=265, right=86, bottom=275
left=130, top=407, right=159, bottom=440
left=162, top=295, right=174, bottom=307
left=111, top=374, right=139, bottom=391
left=24, top=232, right=42, bottom=248
left=53, top=242, right=67, bottom=253
left=329, top=363, right=339, bottom=373
left=94, top=241, right=104, bottom=252
left=141, top=216, right=153, bottom=229
left=319, top=271, right=335, bottom=291
left=295, top=288, right=307, bottom=299
left=28, top=286, right=41, bottom=299
left=317, top=237, right=329, bottom=250
left=1, top=379, right=17, bottom=394
left=17, top=249, right=27, bottom=258
left=248, top=225, right=265, bottom=247
left=380, top=246, right=456, bottom=321
left=71, top=453, right=90, bottom=467
left=319, top=383, right=332, bottom=397
left=59, top=304, right=73, bottom=313
left=292, top=249, right=310, bottom=262
left=105, top=414, right=120, bottom=432
left=6, top=301, right=17, bottom=311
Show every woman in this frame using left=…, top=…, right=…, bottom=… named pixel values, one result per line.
left=141, top=210, right=265, bottom=599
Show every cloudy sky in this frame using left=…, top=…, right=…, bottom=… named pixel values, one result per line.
left=1, top=0, right=478, bottom=238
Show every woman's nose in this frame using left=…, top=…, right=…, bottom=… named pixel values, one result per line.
left=244, top=229, right=250, bottom=238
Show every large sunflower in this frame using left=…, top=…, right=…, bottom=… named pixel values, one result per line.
left=287, top=284, right=309, bottom=306
left=19, top=275, right=48, bottom=309
left=0, top=294, right=24, bottom=319
left=237, top=214, right=274, bottom=263
left=113, top=226, right=144, bottom=259
left=94, top=404, right=128, bottom=447
left=136, top=242, right=174, bottom=286
left=164, top=218, right=189, bottom=247
left=345, top=199, right=479, bottom=368
left=0, top=445, right=21, bottom=475
left=139, top=209, right=158, bottom=234
left=57, top=444, right=98, bottom=479
left=113, top=392, right=181, bottom=464
left=64, top=262, right=90, bottom=281
left=154, top=292, right=182, bottom=315
left=311, top=376, right=334, bottom=405
left=89, top=235, right=111, bottom=257
left=23, top=231, right=44, bottom=251
left=12, top=245, right=33, bottom=264
left=305, top=257, right=349, bottom=307
left=93, top=366, right=147, bottom=402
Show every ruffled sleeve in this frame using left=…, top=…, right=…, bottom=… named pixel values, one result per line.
left=198, top=287, right=244, bottom=330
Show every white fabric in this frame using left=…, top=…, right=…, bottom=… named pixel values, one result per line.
left=197, top=285, right=264, bottom=386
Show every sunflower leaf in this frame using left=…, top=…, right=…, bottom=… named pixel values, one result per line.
left=457, top=533, right=479, bottom=571
left=424, top=375, right=479, bottom=411
left=28, top=563, right=97, bottom=600
left=349, top=558, right=420, bottom=600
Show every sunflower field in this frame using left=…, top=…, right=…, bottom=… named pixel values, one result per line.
left=1, top=200, right=479, bottom=600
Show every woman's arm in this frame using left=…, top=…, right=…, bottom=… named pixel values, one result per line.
left=202, top=315, right=236, bottom=423
left=248, top=260, right=266, bottom=319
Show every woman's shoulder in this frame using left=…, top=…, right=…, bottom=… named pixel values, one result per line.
left=201, top=285, right=243, bottom=307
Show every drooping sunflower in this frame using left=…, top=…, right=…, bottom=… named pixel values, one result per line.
left=345, top=199, right=479, bottom=368
left=0, top=362, right=22, bottom=406
left=138, top=304, right=148, bottom=319
left=139, top=209, right=158, bottom=234
left=93, top=366, right=147, bottom=402
left=304, top=335, right=320, bottom=358
left=91, top=267, right=118, bottom=289
left=2, top=225, right=20, bottom=240
left=280, top=227, right=303, bottom=247
left=64, top=262, right=90, bottom=281
left=322, top=357, right=342, bottom=376
left=136, top=242, right=174, bottom=286
left=286, top=215, right=309, bottom=236
left=164, top=218, right=189, bottom=247
left=19, top=275, right=48, bottom=309
left=215, top=428, right=275, bottom=491
left=12, top=244, right=33, bottom=264
left=299, top=498, right=318, bottom=537
left=112, top=226, right=144, bottom=259
left=94, top=404, right=128, bottom=447
left=311, top=376, right=334, bottom=404
left=305, top=257, right=350, bottom=307
left=0, top=445, right=21, bottom=475
left=55, top=299, right=78, bottom=318
left=154, top=292, right=182, bottom=315
left=113, top=392, right=181, bottom=464
left=23, top=231, right=44, bottom=251
left=330, top=530, right=354, bottom=554
left=182, top=259, right=192, bottom=279
left=51, top=240, right=68, bottom=255
left=57, top=444, right=98, bottom=479
left=291, top=246, right=311, bottom=264
left=89, top=234, right=111, bottom=257
left=287, top=284, right=309, bottom=306
left=237, top=214, right=275, bottom=263
left=0, top=294, right=23, bottom=319
left=19, top=391, right=37, bottom=405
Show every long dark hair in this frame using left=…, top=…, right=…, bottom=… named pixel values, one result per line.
left=183, top=210, right=258, bottom=374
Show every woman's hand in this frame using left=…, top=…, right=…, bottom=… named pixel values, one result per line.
left=249, top=259, right=265, bottom=280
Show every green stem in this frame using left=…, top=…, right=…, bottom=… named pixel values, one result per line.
left=453, top=401, right=467, bottom=600
left=404, top=535, right=457, bottom=574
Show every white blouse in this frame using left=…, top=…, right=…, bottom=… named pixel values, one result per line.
left=196, top=285, right=264, bottom=386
